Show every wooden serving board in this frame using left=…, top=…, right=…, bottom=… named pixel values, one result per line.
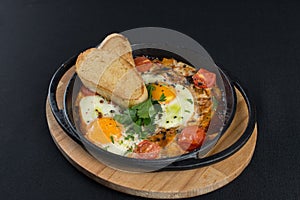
left=45, top=67, right=257, bottom=199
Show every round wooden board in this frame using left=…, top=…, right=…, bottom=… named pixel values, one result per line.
left=45, top=67, right=257, bottom=199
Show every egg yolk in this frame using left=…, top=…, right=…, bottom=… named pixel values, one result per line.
left=151, top=83, right=176, bottom=104
left=87, top=118, right=122, bottom=144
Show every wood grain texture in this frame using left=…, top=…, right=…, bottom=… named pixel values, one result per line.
left=45, top=67, right=257, bottom=199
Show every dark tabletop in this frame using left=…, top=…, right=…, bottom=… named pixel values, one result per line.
left=1, top=1, right=300, bottom=199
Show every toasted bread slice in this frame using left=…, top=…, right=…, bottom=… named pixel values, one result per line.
left=75, top=34, right=148, bottom=107
left=98, top=33, right=135, bottom=66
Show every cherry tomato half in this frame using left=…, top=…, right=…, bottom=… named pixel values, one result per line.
left=192, top=68, right=216, bottom=88
left=134, top=140, right=161, bottom=159
left=134, top=56, right=153, bottom=72
left=177, top=126, right=206, bottom=151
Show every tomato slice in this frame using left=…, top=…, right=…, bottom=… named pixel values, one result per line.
left=177, top=126, right=206, bottom=151
left=81, top=86, right=96, bottom=96
left=192, top=68, right=216, bottom=88
left=134, top=140, right=161, bottom=159
left=134, top=56, right=153, bottom=72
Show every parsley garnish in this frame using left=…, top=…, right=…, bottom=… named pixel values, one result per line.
left=114, top=84, right=163, bottom=139
left=184, top=110, right=191, bottom=113
left=124, top=134, right=135, bottom=141
left=123, top=146, right=134, bottom=156
left=186, top=98, right=193, bottom=104
left=110, top=136, right=114, bottom=144
left=131, top=98, right=154, bottom=119
left=159, top=93, right=167, bottom=102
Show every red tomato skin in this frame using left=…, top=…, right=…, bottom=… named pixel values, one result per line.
left=192, top=68, right=216, bottom=88
left=134, top=56, right=153, bottom=72
left=177, top=126, right=206, bottom=151
left=192, top=74, right=207, bottom=88
left=134, top=140, right=161, bottom=159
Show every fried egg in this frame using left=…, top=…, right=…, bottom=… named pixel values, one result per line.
left=79, top=95, right=123, bottom=144
left=79, top=95, right=141, bottom=155
left=86, top=117, right=122, bottom=144
left=141, top=73, right=195, bottom=129
left=152, top=83, right=194, bottom=129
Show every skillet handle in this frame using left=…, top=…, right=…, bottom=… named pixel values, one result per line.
left=48, top=55, right=82, bottom=144
left=162, top=80, right=256, bottom=171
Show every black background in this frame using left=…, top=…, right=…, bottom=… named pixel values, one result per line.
left=1, top=0, right=300, bottom=199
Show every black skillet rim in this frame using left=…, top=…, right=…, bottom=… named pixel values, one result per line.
left=63, top=51, right=236, bottom=162
left=48, top=53, right=255, bottom=171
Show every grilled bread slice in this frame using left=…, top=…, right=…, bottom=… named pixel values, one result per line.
left=75, top=34, right=148, bottom=107
left=97, top=33, right=135, bottom=66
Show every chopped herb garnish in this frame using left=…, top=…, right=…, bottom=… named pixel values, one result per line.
left=114, top=112, right=132, bottom=125
left=123, top=146, right=134, bottom=156
left=159, top=93, right=167, bottom=102
left=186, top=98, right=193, bottom=104
left=110, top=136, right=114, bottom=144
left=131, top=98, right=153, bottom=119
left=129, top=135, right=135, bottom=140
left=143, top=117, right=151, bottom=125
left=185, top=110, right=191, bottom=113
left=125, top=134, right=135, bottom=141
left=147, top=84, right=156, bottom=93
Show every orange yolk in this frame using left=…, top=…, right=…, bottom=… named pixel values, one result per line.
left=151, top=83, right=176, bottom=104
left=87, top=118, right=122, bottom=144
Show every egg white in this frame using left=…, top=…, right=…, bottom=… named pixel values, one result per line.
left=80, top=95, right=142, bottom=155
left=141, top=73, right=166, bottom=84
left=104, top=134, right=141, bottom=156
left=79, top=95, right=122, bottom=125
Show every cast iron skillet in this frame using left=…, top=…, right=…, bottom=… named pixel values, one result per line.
left=48, top=49, right=256, bottom=172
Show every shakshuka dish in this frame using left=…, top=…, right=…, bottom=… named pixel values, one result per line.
left=75, top=56, right=221, bottom=159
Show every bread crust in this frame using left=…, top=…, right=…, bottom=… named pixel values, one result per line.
left=98, top=33, right=135, bottom=66
left=75, top=34, right=148, bottom=107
